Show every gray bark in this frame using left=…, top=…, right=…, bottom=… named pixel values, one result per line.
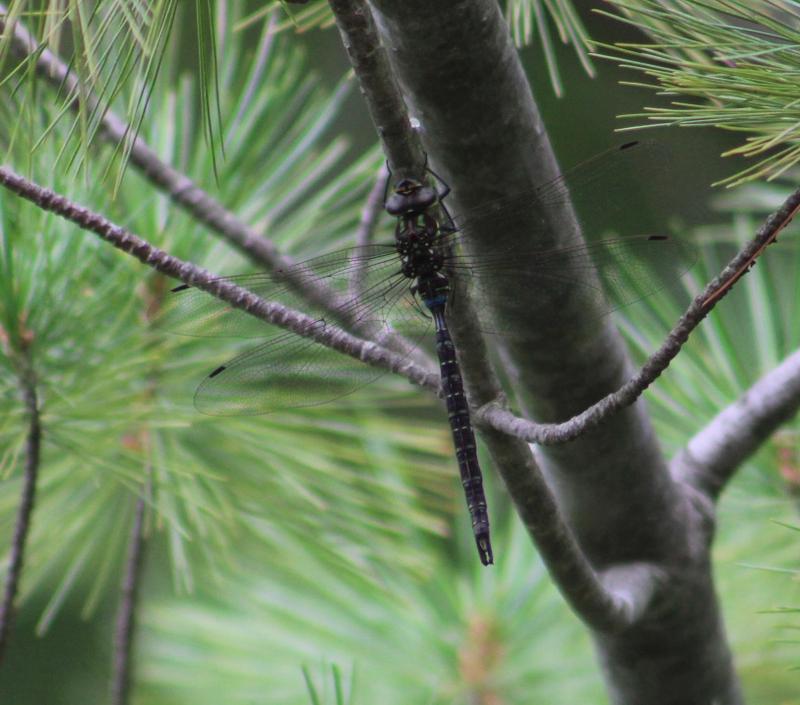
left=367, top=1, right=742, bottom=703
left=674, top=347, right=800, bottom=498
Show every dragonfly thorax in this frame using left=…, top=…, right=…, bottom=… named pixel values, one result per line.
left=400, top=252, right=445, bottom=280
left=396, top=211, right=445, bottom=283
left=395, top=212, right=438, bottom=254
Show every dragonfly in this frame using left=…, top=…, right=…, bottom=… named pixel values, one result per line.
left=168, top=140, right=696, bottom=567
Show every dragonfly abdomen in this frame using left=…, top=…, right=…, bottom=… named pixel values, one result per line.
left=395, top=191, right=494, bottom=565
left=431, top=306, right=493, bottom=566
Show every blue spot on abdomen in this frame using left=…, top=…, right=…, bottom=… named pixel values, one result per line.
left=423, top=294, right=447, bottom=308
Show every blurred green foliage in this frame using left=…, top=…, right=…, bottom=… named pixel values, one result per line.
left=0, top=2, right=798, bottom=704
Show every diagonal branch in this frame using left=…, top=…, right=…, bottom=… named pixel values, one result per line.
left=0, top=6, right=428, bottom=366
left=480, top=422, right=665, bottom=631
left=672, top=347, right=800, bottom=501
left=0, top=355, right=40, bottom=663
left=0, top=165, right=439, bottom=394
left=474, top=183, right=800, bottom=445
left=0, top=7, right=287, bottom=272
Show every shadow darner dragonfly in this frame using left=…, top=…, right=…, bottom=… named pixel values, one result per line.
left=168, top=140, right=696, bottom=566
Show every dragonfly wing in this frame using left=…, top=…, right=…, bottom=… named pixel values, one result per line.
left=449, top=140, right=677, bottom=239
left=446, top=233, right=696, bottom=336
left=193, top=323, right=386, bottom=416
left=440, top=140, right=702, bottom=336
left=188, top=265, right=432, bottom=416
left=161, top=244, right=399, bottom=338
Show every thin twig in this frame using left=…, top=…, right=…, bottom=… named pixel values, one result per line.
left=349, top=162, right=389, bottom=301
left=0, top=166, right=439, bottom=394
left=328, top=0, right=425, bottom=179
left=0, top=7, right=284, bottom=272
left=702, top=198, right=800, bottom=306
left=673, top=347, right=800, bottom=500
left=474, top=183, right=800, bottom=445
left=0, top=357, right=40, bottom=663
left=0, top=6, right=426, bottom=363
left=110, top=473, right=150, bottom=705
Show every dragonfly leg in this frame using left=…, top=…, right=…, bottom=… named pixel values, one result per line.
left=382, top=159, right=393, bottom=206
left=425, top=164, right=452, bottom=201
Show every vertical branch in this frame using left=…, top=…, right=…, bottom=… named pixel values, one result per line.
left=328, top=0, right=425, bottom=179
left=110, top=471, right=150, bottom=705
left=109, top=274, right=164, bottom=705
left=0, top=357, right=40, bottom=662
left=349, top=163, right=389, bottom=300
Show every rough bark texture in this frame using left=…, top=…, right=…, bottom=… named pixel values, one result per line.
left=367, top=1, right=742, bottom=703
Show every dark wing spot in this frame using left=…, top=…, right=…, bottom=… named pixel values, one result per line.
left=171, top=284, right=191, bottom=292
left=648, top=235, right=669, bottom=241
left=209, top=365, right=227, bottom=378
left=620, top=140, right=640, bottom=151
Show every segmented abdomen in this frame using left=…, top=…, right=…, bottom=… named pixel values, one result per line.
left=435, top=324, right=493, bottom=565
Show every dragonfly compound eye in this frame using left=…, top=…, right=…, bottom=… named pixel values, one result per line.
left=385, top=179, right=438, bottom=216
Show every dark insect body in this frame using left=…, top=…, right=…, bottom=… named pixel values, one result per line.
left=167, top=140, right=696, bottom=567
left=387, top=177, right=493, bottom=565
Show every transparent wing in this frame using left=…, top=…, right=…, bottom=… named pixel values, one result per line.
left=444, top=233, right=695, bottom=335
left=437, top=140, right=698, bottom=333
left=193, top=311, right=430, bottom=416
left=163, top=245, right=433, bottom=416
left=162, top=243, right=400, bottom=338
left=447, top=140, right=677, bottom=237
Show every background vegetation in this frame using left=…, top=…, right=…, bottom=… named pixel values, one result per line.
left=0, top=1, right=798, bottom=703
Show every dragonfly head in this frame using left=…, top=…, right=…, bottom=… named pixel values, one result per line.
left=385, top=178, right=438, bottom=216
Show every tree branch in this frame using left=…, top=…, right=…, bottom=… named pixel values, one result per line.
left=0, top=7, right=286, bottom=272
left=330, top=2, right=645, bottom=621
left=335, top=0, right=663, bottom=631
left=349, top=162, right=389, bottom=300
left=0, top=355, right=40, bottom=663
left=0, top=165, right=439, bottom=393
left=0, top=6, right=428, bottom=364
left=474, top=182, right=800, bottom=445
left=673, top=347, right=800, bottom=500
left=445, top=268, right=645, bottom=630
left=329, top=0, right=425, bottom=179
left=111, top=474, right=150, bottom=705
left=480, top=421, right=665, bottom=631
left=367, top=2, right=743, bottom=702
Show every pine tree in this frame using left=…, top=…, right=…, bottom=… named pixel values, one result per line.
left=0, top=1, right=798, bottom=704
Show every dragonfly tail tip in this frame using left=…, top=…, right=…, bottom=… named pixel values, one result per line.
left=477, top=535, right=494, bottom=566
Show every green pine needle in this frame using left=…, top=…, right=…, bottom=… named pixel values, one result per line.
left=505, top=0, right=595, bottom=95
left=597, top=0, right=800, bottom=184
